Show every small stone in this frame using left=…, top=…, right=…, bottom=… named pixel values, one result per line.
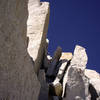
left=49, top=83, right=63, bottom=97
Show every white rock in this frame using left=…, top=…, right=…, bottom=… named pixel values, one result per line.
left=60, top=52, right=72, bottom=60
left=71, top=45, right=88, bottom=71
left=85, top=69, right=100, bottom=97
left=63, top=45, right=89, bottom=100
left=53, top=52, right=72, bottom=83
left=27, top=0, right=50, bottom=74
left=53, top=60, right=68, bottom=85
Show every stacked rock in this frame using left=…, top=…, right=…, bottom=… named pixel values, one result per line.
left=43, top=45, right=100, bottom=100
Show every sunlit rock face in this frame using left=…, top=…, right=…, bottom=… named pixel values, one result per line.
left=62, top=45, right=90, bottom=100
left=85, top=69, right=100, bottom=99
left=0, top=0, right=40, bottom=99
left=27, top=0, right=49, bottom=74
left=0, top=0, right=100, bottom=100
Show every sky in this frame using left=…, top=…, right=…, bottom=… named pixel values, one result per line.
left=40, top=0, right=100, bottom=73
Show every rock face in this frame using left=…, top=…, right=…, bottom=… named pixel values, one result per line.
left=27, top=0, right=49, bottom=74
left=60, top=52, right=72, bottom=60
left=0, top=0, right=100, bottom=100
left=38, top=70, right=49, bottom=100
left=63, top=45, right=89, bottom=100
left=0, top=0, right=40, bottom=99
left=53, top=53, right=72, bottom=85
left=46, top=47, right=62, bottom=77
left=85, top=69, right=100, bottom=99
left=47, top=45, right=100, bottom=100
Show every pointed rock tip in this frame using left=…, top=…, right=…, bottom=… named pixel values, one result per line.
left=74, top=45, right=88, bottom=61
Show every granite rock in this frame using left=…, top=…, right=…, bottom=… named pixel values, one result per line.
left=46, top=47, right=62, bottom=77
left=85, top=69, right=100, bottom=99
left=27, top=0, right=50, bottom=74
left=0, top=0, right=40, bottom=99
left=38, top=70, right=49, bottom=100
left=60, top=52, right=72, bottom=60
left=63, top=45, right=89, bottom=100
left=43, top=39, right=52, bottom=70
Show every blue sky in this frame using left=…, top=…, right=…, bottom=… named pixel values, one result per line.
left=41, top=0, right=100, bottom=73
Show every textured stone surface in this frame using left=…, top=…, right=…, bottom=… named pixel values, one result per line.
left=71, top=45, right=88, bottom=70
left=46, top=47, right=62, bottom=77
left=52, top=52, right=72, bottom=80
left=52, top=52, right=72, bottom=85
left=49, top=83, right=63, bottom=97
left=63, top=45, right=89, bottom=100
left=53, top=60, right=68, bottom=85
left=43, top=39, right=52, bottom=70
left=60, top=52, right=72, bottom=60
left=27, top=0, right=50, bottom=74
left=85, top=69, right=100, bottom=98
left=0, top=0, right=40, bottom=99
left=38, top=70, right=48, bottom=100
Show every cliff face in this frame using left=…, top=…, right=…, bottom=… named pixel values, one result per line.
left=0, top=0, right=41, bottom=99
left=27, top=0, right=49, bottom=74
left=0, top=0, right=100, bottom=100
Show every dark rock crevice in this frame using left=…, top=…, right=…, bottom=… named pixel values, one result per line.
left=89, top=84, right=99, bottom=100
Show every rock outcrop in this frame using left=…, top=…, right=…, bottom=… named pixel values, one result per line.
left=46, top=47, right=62, bottom=77
left=0, top=0, right=41, bottom=99
left=0, top=0, right=100, bottom=100
left=27, top=0, right=49, bottom=74
left=46, top=45, right=100, bottom=100
left=85, top=69, right=100, bottom=99
left=62, top=45, right=89, bottom=100
left=38, top=70, right=49, bottom=100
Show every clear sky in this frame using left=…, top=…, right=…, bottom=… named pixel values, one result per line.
left=41, top=0, right=100, bottom=73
